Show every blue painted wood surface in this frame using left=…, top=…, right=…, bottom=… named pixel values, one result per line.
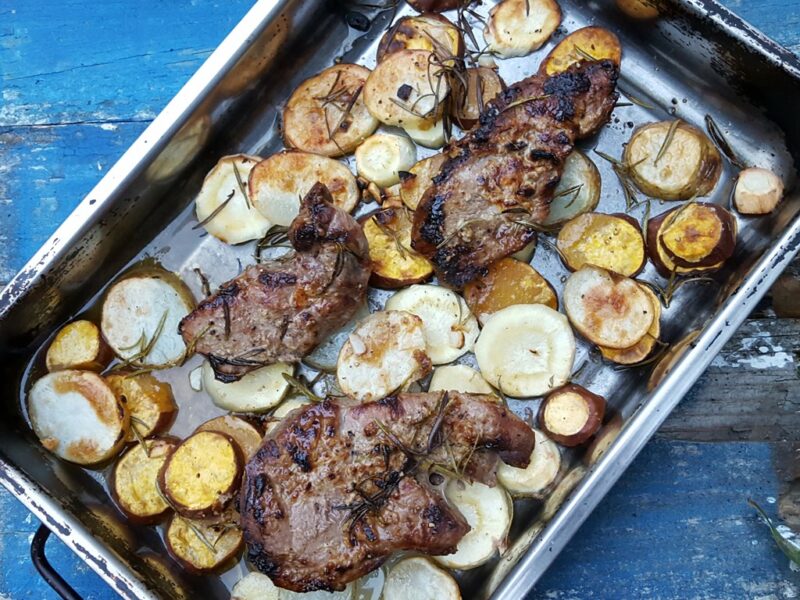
left=2, top=1, right=799, bottom=598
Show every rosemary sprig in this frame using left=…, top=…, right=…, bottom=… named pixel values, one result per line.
left=129, top=418, right=151, bottom=457
left=255, top=225, right=291, bottom=261
left=620, top=89, right=657, bottom=110
left=153, top=481, right=219, bottom=553
left=371, top=214, right=409, bottom=259
left=552, top=183, right=584, bottom=209
left=110, top=311, right=169, bottom=371
left=282, top=373, right=323, bottom=403
left=232, top=162, right=250, bottom=210
left=574, top=44, right=598, bottom=62
left=705, top=114, right=746, bottom=169
left=193, top=267, right=211, bottom=297
left=654, top=119, right=681, bottom=166
left=193, top=189, right=235, bottom=230
left=501, top=94, right=551, bottom=114
left=436, top=218, right=485, bottom=249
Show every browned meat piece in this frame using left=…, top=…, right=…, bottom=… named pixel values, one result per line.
left=179, top=183, right=370, bottom=382
left=412, top=60, right=619, bottom=288
left=240, top=392, right=535, bottom=592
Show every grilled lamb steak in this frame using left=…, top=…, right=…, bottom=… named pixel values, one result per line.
left=179, top=183, right=370, bottom=382
left=412, top=60, right=619, bottom=288
left=240, top=392, right=535, bottom=592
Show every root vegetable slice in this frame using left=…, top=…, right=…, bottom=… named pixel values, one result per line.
left=110, top=437, right=178, bottom=523
left=434, top=480, right=512, bottom=569
left=483, top=0, right=562, bottom=58
left=623, top=120, right=722, bottom=200
left=474, top=304, right=575, bottom=398
left=399, top=153, right=447, bottom=210
left=46, top=320, right=112, bottom=372
left=497, top=429, right=561, bottom=497
left=543, top=150, right=602, bottom=226
left=542, top=26, right=622, bottom=76
left=451, top=67, right=505, bottom=130
left=403, top=118, right=446, bottom=149
left=734, top=167, right=784, bottom=214
left=283, top=64, right=378, bottom=157
left=647, top=329, right=700, bottom=391
left=584, top=413, right=623, bottom=465
left=408, top=0, right=468, bottom=11
left=201, top=360, right=293, bottom=413
left=248, top=151, right=359, bottom=227
left=464, top=257, right=558, bottom=326
left=231, top=571, right=355, bottom=600
left=384, top=284, right=479, bottom=364
left=364, top=49, right=450, bottom=129
left=158, top=431, right=242, bottom=519
left=377, top=13, right=464, bottom=63
left=195, top=416, right=262, bottom=460
left=384, top=557, right=460, bottom=600
left=360, top=207, right=434, bottom=289
left=165, top=513, right=243, bottom=574
left=101, top=273, right=194, bottom=367
left=563, top=266, right=654, bottom=349
left=105, top=373, right=176, bottom=442
left=355, top=133, right=417, bottom=188
left=538, top=384, right=605, bottom=446
left=337, top=310, right=432, bottom=402
left=194, top=155, right=270, bottom=244
left=556, top=212, right=646, bottom=276
left=264, top=396, right=312, bottom=434
left=28, top=370, right=129, bottom=465
left=659, top=202, right=736, bottom=268
left=616, top=0, right=660, bottom=18
left=646, top=205, right=729, bottom=276
left=599, top=283, right=661, bottom=364
left=429, top=364, right=496, bottom=396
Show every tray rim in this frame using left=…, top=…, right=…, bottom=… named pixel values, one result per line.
left=1, top=1, right=799, bottom=598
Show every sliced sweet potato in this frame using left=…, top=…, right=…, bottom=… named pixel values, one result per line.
left=556, top=212, right=645, bottom=277
left=463, top=257, right=557, bottom=325
left=399, top=153, right=446, bottom=210
left=599, top=283, right=661, bottom=365
left=360, top=207, right=434, bottom=289
left=377, top=13, right=463, bottom=63
left=538, top=384, right=605, bottom=447
left=105, top=373, right=176, bottom=443
left=195, top=415, right=262, bottom=460
left=451, top=67, right=505, bottom=130
left=46, top=320, right=113, bottom=372
left=658, top=202, right=736, bottom=268
left=542, top=26, right=622, bottom=76
left=165, top=512, right=243, bottom=574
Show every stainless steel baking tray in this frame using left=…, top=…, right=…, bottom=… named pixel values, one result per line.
left=1, top=0, right=799, bottom=598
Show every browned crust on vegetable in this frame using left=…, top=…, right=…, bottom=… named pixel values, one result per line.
left=556, top=212, right=646, bottom=277
left=646, top=207, right=728, bottom=277
left=105, top=373, right=177, bottom=443
left=542, top=26, right=622, bottom=76
left=451, top=67, right=506, bottom=130
left=165, top=513, right=244, bottom=574
left=658, top=203, right=736, bottom=268
left=377, top=13, right=464, bottom=63
left=46, top=320, right=113, bottom=372
left=538, top=383, right=606, bottom=447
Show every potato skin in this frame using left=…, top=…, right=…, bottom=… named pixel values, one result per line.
left=377, top=14, right=463, bottom=63
left=646, top=206, right=727, bottom=277
left=538, top=384, right=606, bottom=447
left=658, top=203, right=736, bottom=269
left=46, top=320, right=113, bottom=372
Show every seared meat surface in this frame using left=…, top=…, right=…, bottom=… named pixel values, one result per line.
left=240, top=392, right=535, bottom=592
left=180, top=183, right=370, bottom=382
left=412, top=60, right=619, bottom=288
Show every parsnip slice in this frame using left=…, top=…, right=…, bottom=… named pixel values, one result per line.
left=337, top=310, right=431, bottom=402
left=355, top=133, right=417, bottom=187
left=201, top=360, right=292, bottom=413
left=106, top=373, right=176, bottom=442
left=249, top=151, right=359, bottom=227
left=435, top=480, right=512, bottom=569
left=283, top=64, right=378, bottom=157
left=484, top=0, right=562, bottom=58
left=734, top=167, right=784, bottom=214
left=28, top=370, right=129, bottom=465
left=166, top=513, right=243, bottom=574
left=475, top=304, right=575, bottom=398
left=543, top=151, right=601, bottom=226
left=384, top=557, right=460, bottom=600
left=101, top=273, right=194, bottom=367
left=46, top=320, right=112, bottom=372
left=196, top=415, right=262, bottom=460
left=429, top=364, right=496, bottom=396
left=497, top=429, right=561, bottom=497
left=111, top=437, right=178, bottom=523
left=403, top=118, right=446, bottom=149
left=399, top=153, right=447, bottom=210
left=563, top=266, right=654, bottom=349
left=385, top=284, right=479, bottom=364
left=194, top=154, right=270, bottom=244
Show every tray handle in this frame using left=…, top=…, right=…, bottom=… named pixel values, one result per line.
left=30, top=524, right=83, bottom=600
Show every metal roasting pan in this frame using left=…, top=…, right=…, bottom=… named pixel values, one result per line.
left=2, top=0, right=799, bottom=598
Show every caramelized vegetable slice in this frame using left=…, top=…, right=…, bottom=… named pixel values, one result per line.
left=543, top=26, right=622, bottom=75
left=563, top=265, right=654, bottom=349
left=360, top=207, right=434, bottom=289
left=538, top=384, right=606, bottom=446
left=106, top=373, right=176, bottom=442
left=497, top=429, right=561, bottom=497
left=111, top=437, right=178, bottom=523
left=464, top=257, right=558, bottom=325
left=543, top=150, right=602, bottom=226
left=196, top=416, right=262, bottom=460
left=599, top=283, right=661, bottom=365
left=165, top=512, right=243, bottom=574
left=399, top=153, right=447, bottom=210
left=646, top=206, right=728, bottom=276
left=734, top=167, right=784, bottom=214
left=46, top=320, right=112, bottom=372
left=201, top=361, right=293, bottom=413
left=484, top=0, right=562, bottom=58
left=451, top=67, right=505, bottom=130
left=658, top=202, right=736, bottom=268
left=557, top=212, right=645, bottom=276
left=377, top=13, right=463, bottom=63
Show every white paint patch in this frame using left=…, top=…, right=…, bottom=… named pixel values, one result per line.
left=99, top=123, right=118, bottom=131
left=767, top=496, right=776, bottom=504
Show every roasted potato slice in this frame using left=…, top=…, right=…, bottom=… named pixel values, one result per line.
left=249, top=151, right=359, bottom=227
left=484, top=0, right=562, bottom=58
left=355, top=133, right=417, bottom=188
left=195, top=416, right=262, bottom=460
left=734, top=167, right=784, bottom=214
left=624, top=120, right=722, bottom=200
left=283, top=64, right=378, bottom=157
left=166, top=513, right=243, bottom=574
left=429, top=364, right=496, bottom=396
left=646, top=205, right=729, bottom=276
left=46, top=320, right=112, bottom=372
left=360, top=207, right=434, bottom=289
left=232, top=572, right=356, bottom=600
left=110, top=437, right=178, bottom=523
left=556, top=212, right=645, bottom=276
left=563, top=265, right=654, bottom=349
left=538, top=384, right=605, bottom=447
left=599, top=283, right=661, bottom=364
left=201, top=360, right=293, bottom=413
left=658, top=202, right=736, bottom=268
left=28, top=370, right=129, bottom=465
left=403, top=117, right=447, bottom=149
left=399, top=153, right=446, bottom=210
left=377, top=13, right=463, bottom=63
left=451, top=67, right=505, bottom=130
left=464, top=257, right=558, bottom=325
left=543, top=150, right=602, bottom=226
left=364, top=49, right=450, bottom=129
left=385, top=557, right=460, bottom=600
left=497, top=429, right=561, bottom=497
left=542, top=26, right=622, bottom=76
left=105, top=373, right=176, bottom=442
left=158, top=431, right=242, bottom=519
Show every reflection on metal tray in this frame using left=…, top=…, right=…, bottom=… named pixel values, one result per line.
left=1, top=0, right=799, bottom=598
